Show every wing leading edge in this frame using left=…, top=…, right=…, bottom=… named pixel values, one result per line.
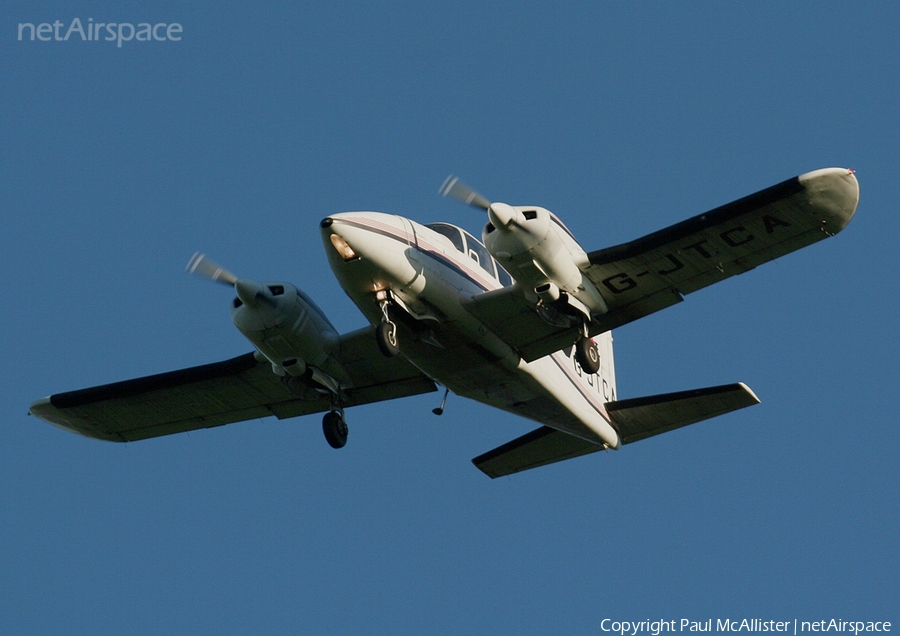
left=30, top=326, right=436, bottom=442
left=472, top=383, right=760, bottom=478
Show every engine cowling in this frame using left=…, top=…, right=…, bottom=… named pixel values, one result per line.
left=229, top=280, right=338, bottom=375
left=482, top=204, right=607, bottom=317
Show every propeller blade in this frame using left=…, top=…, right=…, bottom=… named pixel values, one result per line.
left=186, top=252, right=238, bottom=286
left=439, top=175, right=491, bottom=211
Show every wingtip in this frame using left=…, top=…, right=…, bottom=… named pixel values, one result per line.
left=798, top=167, right=860, bottom=234
left=29, top=396, right=78, bottom=434
left=736, top=382, right=761, bottom=405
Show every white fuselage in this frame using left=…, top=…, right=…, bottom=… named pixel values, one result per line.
left=321, top=212, right=620, bottom=449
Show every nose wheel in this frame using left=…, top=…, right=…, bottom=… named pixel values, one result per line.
left=575, top=336, right=600, bottom=374
left=375, top=320, right=400, bottom=357
left=375, top=296, right=401, bottom=357
left=322, top=410, right=348, bottom=449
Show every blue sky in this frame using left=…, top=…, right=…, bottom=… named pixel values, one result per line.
left=2, top=2, right=898, bottom=634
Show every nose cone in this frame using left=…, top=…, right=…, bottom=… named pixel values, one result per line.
left=320, top=213, right=373, bottom=262
left=320, top=212, right=422, bottom=298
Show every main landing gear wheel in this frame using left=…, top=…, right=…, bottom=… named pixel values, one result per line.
left=575, top=337, right=600, bottom=374
left=322, top=410, right=348, bottom=449
left=375, top=321, right=400, bottom=357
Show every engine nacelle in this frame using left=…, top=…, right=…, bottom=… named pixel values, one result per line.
left=230, top=280, right=338, bottom=374
left=483, top=204, right=607, bottom=317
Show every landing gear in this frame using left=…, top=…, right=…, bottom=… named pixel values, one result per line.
left=575, top=336, right=600, bottom=374
left=322, top=410, right=348, bottom=449
left=375, top=295, right=400, bottom=357
left=375, top=321, right=400, bottom=357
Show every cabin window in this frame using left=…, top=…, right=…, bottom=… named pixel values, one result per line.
left=497, top=264, right=513, bottom=287
left=462, top=230, right=496, bottom=278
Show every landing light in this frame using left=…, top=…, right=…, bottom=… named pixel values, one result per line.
left=329, top=233, right=358, bottom=261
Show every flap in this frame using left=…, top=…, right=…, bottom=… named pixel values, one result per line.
left=460, top=285, right=581, bottom=362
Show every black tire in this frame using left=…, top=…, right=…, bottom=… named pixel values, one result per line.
left=375, top=321, right=400, bottom=357
left=575, top=337, right=600, bottom=374
left=322, top=411, right=348, bottom=449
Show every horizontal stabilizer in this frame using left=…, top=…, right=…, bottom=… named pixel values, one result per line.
left=472, top=426, right=604, bottom=478
left=606, top=382, right=760, bottom=444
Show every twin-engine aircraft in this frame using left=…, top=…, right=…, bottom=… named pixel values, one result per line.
left=29, top=168, right=859, bottom=477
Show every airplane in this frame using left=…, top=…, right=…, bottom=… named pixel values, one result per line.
left=29, top=167, right=859, bottom=478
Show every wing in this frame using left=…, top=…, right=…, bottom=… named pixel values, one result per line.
left=464, top=168, right=859, bottom=362
left=29, top=326, right=436, bottom=442
left=472, top=382, right=759, bottom=478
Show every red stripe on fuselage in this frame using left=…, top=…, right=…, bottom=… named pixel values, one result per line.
left=335, top=215, right=610, bottom=425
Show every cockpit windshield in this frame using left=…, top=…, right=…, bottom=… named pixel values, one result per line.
left=425, top=222, right=512, bottom=287
left=427, top=223, right=465, bottom=253
left=549, top=212, right=577, bottom=242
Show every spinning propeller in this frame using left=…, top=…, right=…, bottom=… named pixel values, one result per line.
left=186, top=252, right=238, bottom=286
left=440, top=175, right=521, bottom=229
left=186, top=252, right=272, bottom=307
left=439, top=175, right=491, bottom=211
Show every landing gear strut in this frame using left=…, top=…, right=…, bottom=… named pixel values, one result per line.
left=375, top=296, right=400, bottom=357
left=322, top=410, right=348, bottom=449
left=575, top=336, right=600, bottom=375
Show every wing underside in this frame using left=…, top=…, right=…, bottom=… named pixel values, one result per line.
left=30, top=326, right=436, bottom=442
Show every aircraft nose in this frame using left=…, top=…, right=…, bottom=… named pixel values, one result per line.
left=321, top=214, right=366, bottom=262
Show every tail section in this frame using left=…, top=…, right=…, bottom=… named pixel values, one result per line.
left=471, top=381, right=759, bottom=478
left=606, top=382, right=759, bottom=444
